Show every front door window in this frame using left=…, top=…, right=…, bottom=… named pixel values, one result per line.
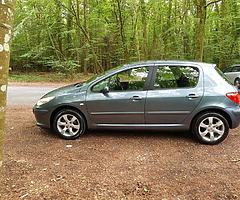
left=92, top=67, right=149, bottom=92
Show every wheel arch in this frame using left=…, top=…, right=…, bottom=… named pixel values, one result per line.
left=50, top=105, right=88, bottom=129
left=190, top=108, right=233, bottom=129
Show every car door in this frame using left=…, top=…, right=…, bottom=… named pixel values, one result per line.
left=145, top=65, right=203, bottom=125
left=86, top=65, right=153, bottom=126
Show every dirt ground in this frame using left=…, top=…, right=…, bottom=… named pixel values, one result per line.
left=1, top=106, right=240, bottom=200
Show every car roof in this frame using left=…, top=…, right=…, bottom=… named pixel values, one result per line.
left=123, top=60, right=215, bottom=68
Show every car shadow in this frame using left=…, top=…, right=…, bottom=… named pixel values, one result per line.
left=83, top=129, right=195, bottom=143
left=37, top=127, right=59, bottom=139
left=37, top=127, right=196, bottom=143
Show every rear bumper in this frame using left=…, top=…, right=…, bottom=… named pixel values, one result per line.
left=33, top=105, right=51, bottom=129
left=225, top=106, right=240, bottom=129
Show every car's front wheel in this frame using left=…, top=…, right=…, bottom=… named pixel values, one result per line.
left=53, top=109, right=86, bottom=140
left=192, top=112, right=229, bottom=145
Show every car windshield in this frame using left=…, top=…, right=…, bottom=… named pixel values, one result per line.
left=82, top=65, right=123, bottom=85
left=215, top=67, right=233, bottom=85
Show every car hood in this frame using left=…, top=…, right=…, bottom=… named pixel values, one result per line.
left=43, top=83, right=86, bottom=98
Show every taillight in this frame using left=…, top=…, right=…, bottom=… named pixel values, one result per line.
left=226, top=92, right=240, bottom=105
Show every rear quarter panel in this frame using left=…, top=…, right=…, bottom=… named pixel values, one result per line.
left=183, top=65, right=239, bottom=128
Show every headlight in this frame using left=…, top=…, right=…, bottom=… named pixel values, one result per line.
left=36, top=96, right=55, bottom=106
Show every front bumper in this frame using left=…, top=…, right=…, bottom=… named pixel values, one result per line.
left=33, top=105, right=51, bottom=129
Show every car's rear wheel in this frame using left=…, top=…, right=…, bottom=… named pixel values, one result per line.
left=53, top=109, right=86, bottom=140
left=192, top=112, right=229, bottom=145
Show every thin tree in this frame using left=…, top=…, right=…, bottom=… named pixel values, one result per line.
left=0, top=0, right=16, bottom=167
left=195, top=0, right=222, bottom=61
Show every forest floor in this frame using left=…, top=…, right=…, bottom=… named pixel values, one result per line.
left=1, top=106, right=240, bottom=199
left=9, top=72, right=93, bottom=83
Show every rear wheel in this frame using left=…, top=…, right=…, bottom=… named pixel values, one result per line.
left=192, top=112, right=229, bottom=145
left=53, top=109, right=86, bottom=140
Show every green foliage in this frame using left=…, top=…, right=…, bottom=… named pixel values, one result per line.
left=11, top=0, right=240, bottom=74
left=48, top=60, right=80, bottom=76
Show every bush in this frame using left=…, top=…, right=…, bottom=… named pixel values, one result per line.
left=48, top=60, right=81, bottom=78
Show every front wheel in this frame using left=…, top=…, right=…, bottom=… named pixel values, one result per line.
left=192, top=112, right=229, bottom=145
left=53, top=109, right=86, bottom=140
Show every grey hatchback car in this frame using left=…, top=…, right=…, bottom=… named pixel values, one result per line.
left=33, top=61, right=240, bottom=145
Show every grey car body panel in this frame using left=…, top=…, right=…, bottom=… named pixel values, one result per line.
left=182, top=66, right=240, bottom=129
left=85, top=64, right=155, bottom=127
left=33, top=89, right=89, bottom=128
left=33, top=61, right=240, bottom=131
left=145, top=63, right=204, bottom=125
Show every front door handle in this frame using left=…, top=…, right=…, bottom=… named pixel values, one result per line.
left=130, top=96, right=142, bottom=101
left=186, top=94, right=200, bottom=100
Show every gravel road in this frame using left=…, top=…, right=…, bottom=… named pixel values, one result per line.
left=1, top=106, right=240, bottom=199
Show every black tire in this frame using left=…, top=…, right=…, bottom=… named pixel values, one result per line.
left=192, top=112, right=229, bottom=145
left=53, top=109, right=86, bottom=140
left=234, top=78, right=240, bottom=88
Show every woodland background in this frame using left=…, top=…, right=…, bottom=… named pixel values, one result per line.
left=11, top=0, right=240, bottom=75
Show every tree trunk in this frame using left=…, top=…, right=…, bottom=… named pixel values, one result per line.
left=54, top=0, right=64, bottom=60
left=0, top=0, right=16, bottom=167
left=66, top=0, right=73, bottom=56
left=140, top=0, right=148, bottom=59
left=182, top=0, right=190, bottom=58
left=83, top=0, right=89, bottom=75
left=72, top=0, right=102, bottom=73
left=112, top=0, right=129, bottom=63
left=116, top=0, right=125, bottom=48
left=163, top=0, right=172, bottom=59
left=194, top=0, right=207, bottom=61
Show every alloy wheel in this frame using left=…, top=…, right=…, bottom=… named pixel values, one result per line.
left=57, top=114, right=81, bottom=137
left=198, top=116, right=225, bottom=142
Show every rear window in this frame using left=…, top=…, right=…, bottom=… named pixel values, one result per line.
left=232, top=66, right=240, bottom=72
left=215, top=67, right=233, bottom=85
left=223, top=66, right=240, bottom=73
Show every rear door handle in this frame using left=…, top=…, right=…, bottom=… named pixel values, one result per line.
left=130, top=96, right=142, bottom=101
left=186, top=94, right=200, bottom=99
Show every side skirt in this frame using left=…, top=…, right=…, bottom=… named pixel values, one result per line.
left=89, top=123, right=189, bottom=131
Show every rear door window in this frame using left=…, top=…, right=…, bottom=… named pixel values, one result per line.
left=154, top=66, right=199, bottom=89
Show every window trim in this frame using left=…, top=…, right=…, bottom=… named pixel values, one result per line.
left=149, top=65, right=200, bottom=90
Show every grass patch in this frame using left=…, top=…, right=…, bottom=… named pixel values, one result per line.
left=9, top=72, right=93, bottom=83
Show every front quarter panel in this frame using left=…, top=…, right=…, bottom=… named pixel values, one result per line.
left=34, top=90, right=89, bottom=128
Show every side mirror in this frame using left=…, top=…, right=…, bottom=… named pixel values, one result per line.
left=101, top=86, right=109, bottom=94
